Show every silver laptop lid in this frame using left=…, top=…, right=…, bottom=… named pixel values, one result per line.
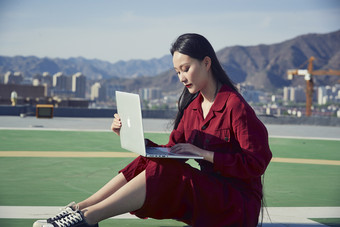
left=116, top=91, right=146, bottom=156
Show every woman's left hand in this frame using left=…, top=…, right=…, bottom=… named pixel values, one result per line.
left=171, top=143, right=214, bottom=163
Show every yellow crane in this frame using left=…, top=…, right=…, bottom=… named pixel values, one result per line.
left=287, top=56, right=340, bottom=116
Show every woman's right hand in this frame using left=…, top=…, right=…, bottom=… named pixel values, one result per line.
left=111, top=113, right=122, bottom=136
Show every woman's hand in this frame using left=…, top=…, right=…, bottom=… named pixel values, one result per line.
left=171, top=143, right=214, bottom=163
left=111, top=113, right=122, bottom=136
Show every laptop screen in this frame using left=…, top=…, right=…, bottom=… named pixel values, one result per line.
left=116, top=91, right=146, bottom=156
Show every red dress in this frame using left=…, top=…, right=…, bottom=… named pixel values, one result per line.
left=119, top=85, right=272, bottom=227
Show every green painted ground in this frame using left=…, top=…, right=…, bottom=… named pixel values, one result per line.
left=0, top=218, right=187, bottom=227
left=1, top=129, right=340, bottom=226
left=0, top=129, right=169, bottom=152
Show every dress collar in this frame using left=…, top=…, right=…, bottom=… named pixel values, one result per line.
left=189, top=84, right=232, bottom=112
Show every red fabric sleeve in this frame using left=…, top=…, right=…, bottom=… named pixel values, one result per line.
left=213, top=95, right=272, bottom=179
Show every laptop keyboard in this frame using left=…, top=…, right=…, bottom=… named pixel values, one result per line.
left=146, top=147, right=172, bottom=155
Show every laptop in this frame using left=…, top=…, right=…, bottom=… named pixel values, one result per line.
left=116, top=91, right=203, bottom=159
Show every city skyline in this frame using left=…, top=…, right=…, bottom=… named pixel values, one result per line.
left=0, top=0, right=339, bottom=63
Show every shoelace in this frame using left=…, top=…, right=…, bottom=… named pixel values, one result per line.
left=53, top=211, right=83, bottom=227
left=49, top=202, right=78, bottom=222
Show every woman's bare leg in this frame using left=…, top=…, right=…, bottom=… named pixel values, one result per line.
left=83, top=170, right=147, bottom=225
left=77, top=172, right=128, bottom=210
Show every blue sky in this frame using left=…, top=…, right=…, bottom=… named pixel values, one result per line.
left=0, top=0, right=339, bottom=63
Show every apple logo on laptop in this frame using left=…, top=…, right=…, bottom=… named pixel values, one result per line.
left=127, top=117, right=131, bottom=128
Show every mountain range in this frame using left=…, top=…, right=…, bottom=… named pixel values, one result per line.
left=1, top=30, right=339, bottom=92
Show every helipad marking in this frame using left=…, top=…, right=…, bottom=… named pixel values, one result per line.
left=1, top=151, right=340, bottom=166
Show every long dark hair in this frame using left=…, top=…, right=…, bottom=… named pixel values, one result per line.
left=170, top=33, right=237, bottom=129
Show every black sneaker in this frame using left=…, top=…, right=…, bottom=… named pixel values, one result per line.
left=32, top=202, right=78, bottom=227
left=43, top=210, right=98, bottom=227
left=47, top=202, right=78, bottom=223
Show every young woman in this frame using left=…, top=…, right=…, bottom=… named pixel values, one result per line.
left=34, top=33, right=272, bottom=227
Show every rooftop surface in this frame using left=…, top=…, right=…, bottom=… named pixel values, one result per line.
left=0, top=116, right=339, bottom=226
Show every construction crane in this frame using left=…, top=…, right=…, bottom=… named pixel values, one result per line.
left=287, top=56, right=340, bottom=116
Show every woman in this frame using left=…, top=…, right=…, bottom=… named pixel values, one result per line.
left=34, top=33, right=272, bottom=227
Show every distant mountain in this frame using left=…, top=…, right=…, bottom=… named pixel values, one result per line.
left=217, top=30, right=340, bottom=90
left=0, top=55, right=173, bottom=80
left=115, top=30, right=340, bottom=92
left=1, top=30, right=339, bottom=91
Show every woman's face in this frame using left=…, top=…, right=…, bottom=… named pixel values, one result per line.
left=173, top=51, right=210, bottom=94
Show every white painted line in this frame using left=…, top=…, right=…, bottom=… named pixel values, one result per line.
left=0, top=206, right=136, bottom=219
left=270, top=135, right=340, bottom=141
left=262, top=207, right=340, bottom=226
left=0, top=127, right=111, bottom=132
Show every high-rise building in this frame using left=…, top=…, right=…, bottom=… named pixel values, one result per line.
left=317, top=85, right=340, bottom=105
left=4, top=71, right=12, bottom=84
left=283, top=87, right=290, bottom=101
left=283, top=86, right=306, bottom=103
left=140, top=88, right=162, bottom=100
left=91, top=82, right=106, bottom=101
left=52, top=72, right=67, bottom=90
left=4, top=71, right=23, bottom=84
left=72, top=72, right=86, bottom=98
left=290, top=86, right=305, bottom=103
left=37, top=72, right=53, bottom=96
left=318, top=86, right=327, bottom=105
left=106, top=84, right=124, bottom=100
left=42, top=72, right=52, bottom=87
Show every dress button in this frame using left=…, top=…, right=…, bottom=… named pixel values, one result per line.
left=225, top=137, right=229, bottom=142
left=201, top=124, right=207, bottom=130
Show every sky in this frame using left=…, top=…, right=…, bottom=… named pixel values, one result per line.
left=0, top=0, right=339, bottom=63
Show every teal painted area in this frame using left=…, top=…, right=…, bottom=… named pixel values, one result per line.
left=1, top=129, right=340, bottom=226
